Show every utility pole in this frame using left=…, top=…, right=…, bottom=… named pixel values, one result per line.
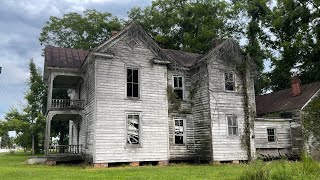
left=0, top=66, right=2, bottom=74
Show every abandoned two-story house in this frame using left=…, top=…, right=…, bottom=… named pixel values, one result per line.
left=43, top=22, right=257, bottom=167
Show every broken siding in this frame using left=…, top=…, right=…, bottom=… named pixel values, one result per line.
left=94, top=35, right=168, bottom=163
left=167, top=68, right=196, bottom=160
left=207, top=57, right=248, bottom=161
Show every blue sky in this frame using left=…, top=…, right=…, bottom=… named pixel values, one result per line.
left=0, top=0, right=152, bottom=119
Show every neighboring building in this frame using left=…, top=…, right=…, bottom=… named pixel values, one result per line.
left=43, top=22, right=256, bottom=166
left=255, top=77, right=320, bottom=159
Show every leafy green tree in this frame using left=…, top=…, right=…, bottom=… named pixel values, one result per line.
left=269, top=0, right=320, bottom=91
left=1, top=132, right=12, bottom=149
left=39, top=9, right=123, bottom=50
left=128, top=0, right=237, bottom=53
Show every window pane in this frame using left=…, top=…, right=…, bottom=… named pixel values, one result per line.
left=228, top=117, right=232, bottom=126
left=175, top=119, right=185, bottom=144
left=233, top=127, right=237, bottom=135
left=232, top=117, right=237, bottom=126
left=133, top=84, right=139, bottom=97
left=174, top=89, right=183, bottom=99
left=127, top=83, right=132, bottom=97
left=178, top=77, right=182, bottom=87
left=127, top=69, right=132, bottom=82
left=133, top=70, right=138, bottom=83
left=174, top=77, right=178, bottom=87
left=175, top=136, right=183, bottom=144
left=225, top=82, right=235, bottom=91
left=228, top=127, right=232, bottom=135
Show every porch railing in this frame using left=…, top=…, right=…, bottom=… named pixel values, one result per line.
left=48, top=145, right=83, bottom=154
left=51, top=99, right=85, bottom=110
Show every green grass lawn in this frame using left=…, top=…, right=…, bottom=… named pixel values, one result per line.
left=1, top=152, right=320, bottom=180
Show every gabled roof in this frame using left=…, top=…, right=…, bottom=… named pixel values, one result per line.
left=162, top=49, right=203, bottom=67
left=256, top=82, right=320, bottom=115
left=44, top=46, right=88, bottom=69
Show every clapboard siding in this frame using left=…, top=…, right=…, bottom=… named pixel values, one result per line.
left=207, top=56, right=249, bottom=161
left=189, top=63, right=212, bottom=161
left=254, top=119, right=292, bottom=149
left=94, top=34, right=168, bottom=163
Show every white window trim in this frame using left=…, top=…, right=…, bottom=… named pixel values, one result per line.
left=125, top=67, right=140, bottom=100
left=267, top=128, right=277, bottom=143
left=172, top=75, right=185, bottom=100
left=173, top=117, right=186, bottom=145
left=125, top=112, right=142, bottom=148
left=226, top=115, right=238, bottom=136
left=224, top=71, right=236, bottom=92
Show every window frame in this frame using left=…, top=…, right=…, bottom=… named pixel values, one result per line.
left=126, top=67, right=140, bottom=99
left=173, top=117, right=186, bottom=145
left=172, top=75, right=184, bottom=100
left=224, top=71, right=236, bottom=92
left=125, top=112, right=142, bottom=147
left=267, top=128, right=276, bottom=143
left=226, top=115, right=238, bottom=136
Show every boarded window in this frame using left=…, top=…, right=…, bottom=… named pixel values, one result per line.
left=225, top=72, right=235, bottom=91
left=174, top=118, right=185, bottom=144
left=173, top=76, right=183, bottom=99
left=127, top=68, right=139, bottom=98
left=127, top=113, right=140, bottom=145
left=267, top=128, right=276, bottom=142
left=227, top=115, right=238, bottom=136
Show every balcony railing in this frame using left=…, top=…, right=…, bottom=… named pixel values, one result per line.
left=51, top=99, right=85, bottom=110
left=49, top=145, right=83, bottom=154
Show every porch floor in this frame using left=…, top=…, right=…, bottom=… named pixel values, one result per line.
left=47, top=153, right=83, bottom=162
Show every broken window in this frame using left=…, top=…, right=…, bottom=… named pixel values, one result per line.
left=225, top=72, right=235, bottom=91
left=127, top=113, right=140, bottom=145
left=267, top=128, right=276, bottom=142
left=174, top=118, right=185, bottom=145
left=173, top=76, right=183, bottom=99
left=127, top=68, right=139, bottom=98
left=227, top=115, right=238, bottom=136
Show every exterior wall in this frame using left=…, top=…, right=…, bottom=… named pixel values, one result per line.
left=207, top=56, right=249, bottom=161
left=167, top=67, right=196, bottom=160
left=255, top=118, right=292, bottom=157
left=189, top=63, right=212, bottom=161
left=94, top=34, right=168, bottom=163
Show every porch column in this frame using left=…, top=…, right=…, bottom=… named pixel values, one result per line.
left=45, top=113, right=53, bottom=156
left=47, top=73, right=56, bottom=111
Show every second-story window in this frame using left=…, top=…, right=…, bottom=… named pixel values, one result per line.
left=225, top=72, right=235, bottom=91
left=127, top=68, right=139, bottom=98
left=173, top=76, right=183, bottom=99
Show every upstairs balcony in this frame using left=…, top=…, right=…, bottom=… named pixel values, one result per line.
left=51, top=99, right=85, bottom=110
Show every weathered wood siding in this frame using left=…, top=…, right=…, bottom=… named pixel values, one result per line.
left=254, top=118, right=292, bottom=157
left=207, top=56, right=249, bottom=161
left=189, top=63, right=212, bottom=161
left=167, top=67, right=196, bottom=160
left=94, top=34, right=168, bottom=163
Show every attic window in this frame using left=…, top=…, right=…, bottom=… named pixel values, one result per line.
left=127, top=39, right=138, bottom=49
left=173, top=76, right=184, bottom=99
left=225, top=72, right=235, bottom=91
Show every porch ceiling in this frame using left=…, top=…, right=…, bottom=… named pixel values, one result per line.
left=52, top=114, right=81, bottom=121
left=53, top=76, right=82, bottom=89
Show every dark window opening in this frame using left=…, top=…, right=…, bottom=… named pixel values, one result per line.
left=225, top=72, right=235, bottom=91
left=267, top=128, right=276, bottom=142
left=175, top=119, right=184, bottom=144
left=127, top=68, right=139, bottom=98
left=173, top=76, right=183, bottom=99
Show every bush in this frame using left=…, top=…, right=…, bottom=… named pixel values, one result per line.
left=9, top=149, right=15, bottom=154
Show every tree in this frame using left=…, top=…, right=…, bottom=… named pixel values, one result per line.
left=268, top=0, right=320, bottom=91
left=1, top=132, right=12, bottom=149
left=128, top=0, right=238, bottom=54
left=39, top=9, right=123, bottom=50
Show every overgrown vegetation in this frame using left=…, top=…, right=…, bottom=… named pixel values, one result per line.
left=239, top=153, right=320, bottom=180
